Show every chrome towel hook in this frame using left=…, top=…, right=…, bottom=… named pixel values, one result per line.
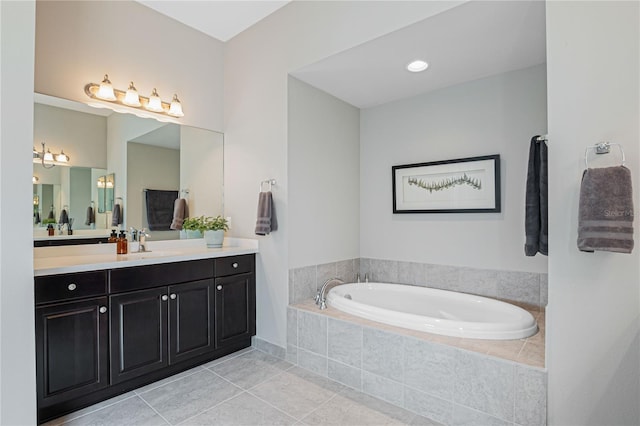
left=259, top=179, right=276, bottom=193
left=584, top=142, right=626, bottom=168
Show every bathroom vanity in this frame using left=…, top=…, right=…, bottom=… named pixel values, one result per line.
left=33, top=239, right=257, bottom=423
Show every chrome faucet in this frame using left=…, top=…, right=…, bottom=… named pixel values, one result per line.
left=130, top=227, right=151, bottom=252
left=315, top=278, right=345, bottom=310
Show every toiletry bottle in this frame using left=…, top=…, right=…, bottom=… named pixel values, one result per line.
left=108, top=229, right=118, bottom=243
left=118, top=230, right=128, bottom=254
left=47, top=224, right=54, bottom=236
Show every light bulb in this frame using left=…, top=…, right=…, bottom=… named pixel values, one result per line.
left=56, top=151, right=69, bottom=163
left=168, top=94, right=184, bottom=117
left=406, top=60, right=429, bottom=73
left=146, top=88, right=164, bottom=112
left=123, top=81, right=141, bottom=107
left=96, top=74, right=116, bottom=101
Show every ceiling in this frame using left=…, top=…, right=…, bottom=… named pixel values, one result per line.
left=291, top=1, right=546, bottom=108
left=136, top=0, right=290, bottom=42
left=135, top=1, right=545, bottom=110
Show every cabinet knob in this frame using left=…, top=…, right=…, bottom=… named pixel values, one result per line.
left=170, top=293, right=176, bottom=300
left=217, top=285, right=222, bottom=291
left=232, top=262, right=238, bottom=268
left=161, top=295, right=168, bottom=301
left=99, top=306, right=107, bottom=314
left=67, top=283, right=77, bottom=291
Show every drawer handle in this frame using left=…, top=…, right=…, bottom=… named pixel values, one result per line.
left=67, top=283, right=77, bottom=291
left=161, top=295, right=168, bottom=301
left=217, top=285, right=222, bottom=291
left=232, top=262, right=239, bottom=268
left=170, top=293, right=176, bottom=300
left=99, top=306, right=107, bottom=314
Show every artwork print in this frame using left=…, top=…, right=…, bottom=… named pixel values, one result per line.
left=392, top=155, right=500, bottom=213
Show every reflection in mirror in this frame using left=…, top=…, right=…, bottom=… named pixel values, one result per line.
left=97, top=173, right=115, bottom=213
left=33, top=94, right=224, bottom=242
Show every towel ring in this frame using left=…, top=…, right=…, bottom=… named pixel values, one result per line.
left=260, top=179, right=276, bottom=192
left=584, top=142, right=625, bottom=168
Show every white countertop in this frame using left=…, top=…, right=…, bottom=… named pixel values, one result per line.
left=34, top=238, right=259, bottom=276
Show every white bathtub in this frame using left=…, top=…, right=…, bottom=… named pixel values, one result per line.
left=326, top=283, right=538, bottom=340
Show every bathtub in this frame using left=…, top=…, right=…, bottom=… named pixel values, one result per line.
left=326, top=282, right=538, bottom=340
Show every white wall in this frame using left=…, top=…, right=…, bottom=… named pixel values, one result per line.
left=35, top=0, right=224, bottom=133
left=34, top=104, right=107, bottom=169
left=546, top=2, right=639, bottom=424
left=225, top=0, right=465, bottom=347
left=180, top=127, right=224, bottom=218
left=288, top=77, right=360, bottom=268
left=361, top=65, right=548, bottom=273
left=0, top=1, right=37, bottom=423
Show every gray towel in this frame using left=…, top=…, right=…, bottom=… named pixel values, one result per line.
left=578, top=166, right=634, bottom=253
left=145, top=189, right=178, bottom=231
left=111, top=204, right=122, bottom=226
left=255, top=191, right=278, bottom=235
left=170, top=198, right=189, bottom=230
left=524, top=136, right=548, bottom=256
left=85, top=206, right=95, bottom=226
left=58, top=208, right=69, bottom=224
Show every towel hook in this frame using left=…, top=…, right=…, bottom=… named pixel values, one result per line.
left=260, top=179, right=276, bottom=193
left=584, top=142, right=625, bottom=168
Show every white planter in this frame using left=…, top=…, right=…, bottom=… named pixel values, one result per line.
left=185, top=230, right=202, bottom=239
left=204, top=230, right=224, bottom=248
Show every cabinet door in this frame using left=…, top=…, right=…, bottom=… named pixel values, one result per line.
left=110, top=287, right=168, bottom=384
left=35, top=297, right=108, bottom=407
left=215, top=272, right=256, bottom=348
left=168, top=279, right=215, bottom=364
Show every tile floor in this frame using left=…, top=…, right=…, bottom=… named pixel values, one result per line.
left=44, top=348, right=442, bottom=426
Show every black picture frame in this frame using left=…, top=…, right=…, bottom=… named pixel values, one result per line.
left=392, top=154, right=501, bottom=213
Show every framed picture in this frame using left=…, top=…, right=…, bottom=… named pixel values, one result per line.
left=392, top=154, right=500, bottom=213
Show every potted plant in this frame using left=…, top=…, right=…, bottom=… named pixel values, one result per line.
left=181, top=217, right=203, bottom=239
left=200, top=216, right=229, bottom=248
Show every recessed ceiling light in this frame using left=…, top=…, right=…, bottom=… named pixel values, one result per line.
left=407, top=60, right=429, bottom=73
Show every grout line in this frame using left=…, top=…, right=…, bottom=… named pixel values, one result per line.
left=173, top=389, right=246, bottom=425
left=134, top=366, right=204, bottom=395
left=137, top=395, right=172, bottom=425
left=47, top=392, right=139, bottom=425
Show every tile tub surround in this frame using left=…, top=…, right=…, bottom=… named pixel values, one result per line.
left=287, top=303, right=547, bottom=426
left=289, top=258, right=548, bottom=309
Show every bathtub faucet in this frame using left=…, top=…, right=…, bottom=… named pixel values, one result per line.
left=315, top=278, right=345, bottom=310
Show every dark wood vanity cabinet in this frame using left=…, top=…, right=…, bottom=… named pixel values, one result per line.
left=35, top=254, right=255, bottom=423
left=34, top=271, right=109, bottom=412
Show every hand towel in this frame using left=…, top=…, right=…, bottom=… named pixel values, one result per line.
left=34, top=211, right=41, bottom=224
left=47, top=208, right=55, bottom=220
left=85, top=206, right=95, bottom=226
left=170, top=198, right=189, bottom=230
left=524, top=136, right=548, bottom=256
left=145, top=189, right=178, bottom=231
left=578, top=166, right=634, bottom=253
left=255, top=191, right=278, bottom=235
left=111, top=204, right=122, bottom=226
left=58, top=208, right=69, bottom=224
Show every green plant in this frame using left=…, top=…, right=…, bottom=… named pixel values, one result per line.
left=182, top=216, right=229, bottom=232
left=42, top=218, right=57, bottom=225
left=200, top=215, right=229, bottom=232
left=181, top=217, right=201, bottom=231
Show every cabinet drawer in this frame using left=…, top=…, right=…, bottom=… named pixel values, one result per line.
left=35, top=271, right=107, bottom=305
left=109, top=259, right=214, bottom=293
left=215, top=255, right=254, bottom=277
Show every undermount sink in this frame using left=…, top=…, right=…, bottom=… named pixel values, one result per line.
left=120, top=250, right=181, bottom=260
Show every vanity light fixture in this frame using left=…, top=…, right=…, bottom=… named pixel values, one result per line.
left=85, top=74, right=185, bottom=118
left=406, top=59, right=429, bottom=73
left=33, top=142, right=71, bottom=169
left=123, top=81, right=141, bottom=107
left=96, top=74, right=117, bottom=101
left=33, top=176, right=39, bottom=184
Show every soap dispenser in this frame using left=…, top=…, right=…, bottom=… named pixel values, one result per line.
left=108, top=229, right=118, bottom=243
left=117, top=230, right=128, bottom=254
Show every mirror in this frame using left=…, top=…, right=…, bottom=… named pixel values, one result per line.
left=33, top=94, right=224, bottom=241
left=97, top=173, right=115, bottom=213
